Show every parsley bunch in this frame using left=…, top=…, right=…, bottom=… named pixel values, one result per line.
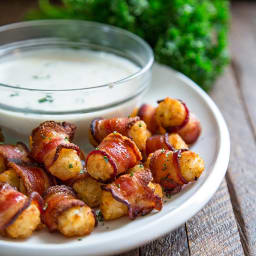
left=26, top=0, right=230, bottom=91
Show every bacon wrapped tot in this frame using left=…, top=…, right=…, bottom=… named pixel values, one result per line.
left=89, top=117, right=151, bottom=151
left=67, top=172, right=102, bottom=208
left=100, top=165, right=163, bottom=220
left=146, top=149, right=204, bottom=192
left=0, top=162, right=51, bottom=196
left=132, top=97, right=201, bottom=144
left=146, top=133, right=188, bottom=156
left=0, top=142, right=30, bottom=173
left=43, top=185, right=96, bottom=237
left=0, top=183, right=42, bottom=239
left=30, top=121, right=83, bottom=181
left=86, top=132, right=142, bottom=183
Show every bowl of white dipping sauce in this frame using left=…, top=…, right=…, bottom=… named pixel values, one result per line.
left=0, top=20, right=153, bottom=149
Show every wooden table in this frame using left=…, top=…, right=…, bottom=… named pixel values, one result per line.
left=0, top=1, right=255, bottom=255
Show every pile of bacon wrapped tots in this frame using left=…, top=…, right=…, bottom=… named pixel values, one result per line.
left=0, top=97, right=204, bottom=239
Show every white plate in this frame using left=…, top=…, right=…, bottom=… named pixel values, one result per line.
left=0, top=64, right=230, bottom=256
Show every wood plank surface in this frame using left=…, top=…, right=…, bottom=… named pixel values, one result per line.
left=210, top=61, right=256, bottom=254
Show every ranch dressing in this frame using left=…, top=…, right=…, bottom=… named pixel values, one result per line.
left=0, top=48, right=142, bottom=149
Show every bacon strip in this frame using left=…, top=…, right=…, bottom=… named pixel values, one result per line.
left=102, top=169, right=162, bottom=219
left=43, top=185, right=91, bottom=232
left=149, top=149, right=188, bottom=192
left=30, top=121, right=81, bottom=169
left=146, top=133, right=174, bottom=155
left=0, top=142, right=30, bottom=166
left=137, top=104, right=159, bottom=134
left=8, top=162, right=51, bottom=196
left=0, top=183, right=43, bottom=231
left=89, top=117, right=140, bottom=146
left=86, top=133, right=142, bottom=183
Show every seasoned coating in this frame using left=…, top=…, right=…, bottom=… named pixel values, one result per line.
left=86, top=132, right=142, bottom=183
left=30, top=121, right=83, bottom=181
left=132, top=98, right=201, bottom=144
left=72, top=173, right=102, bottom=208
left=0, top=169, right=20, bottom=189
left=6, top=202, right=41, bottom=239
left=101, top=168, right=162, bottom=220
left=146, top=133, right=188, bottom=156
left=0, top=183, right=42, bottom=239
left=100, top=190, right=128, bottom=220
left=89, top=117, right=151, bottom=151
left=146, top=149, right=204, bottom=191
left=0, top=142, right=30, bottom=173
left=58, top=205, right=95, bottom=237
left=43, top=185, right=96, bottom=237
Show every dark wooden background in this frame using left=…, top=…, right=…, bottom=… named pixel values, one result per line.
left=0, top=1, right=256, bottom=255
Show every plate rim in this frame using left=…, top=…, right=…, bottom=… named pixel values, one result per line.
left=0, top=65, right=230, bottom=256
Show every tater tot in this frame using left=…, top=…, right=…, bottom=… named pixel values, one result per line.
left=48, top=148, right=82, bottom=181
left=156, top=98, right=186, bottom=127
left=100, top=191, right=128, bottom=220
left=73, top=176, right=102, bottom=208
left=128, top=120, right=151, bottom=151
left=6, top=202, right=41, bottom=239
left=0, top=169, right=20, bottom=189
left=57, top=205, right=95, bottom=237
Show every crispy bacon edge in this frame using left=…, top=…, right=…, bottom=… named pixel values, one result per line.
left=0, top=142, right=31, bottom=166
left=8, top=162, right=52, bottom=196
left=31, top=121, right=82, bottom=169
left=146, top=133, right=175, bottom=156
left=0, top=183, right=43, bottom=232
left=149, top=149, right=188, bottom=193
left=89, top=117, right=140, bottom=146
left=102, top=169, right=163, bottom=220
left=86, top=133, right=142, bottom=183
left=42, top=185, right=97, bottom=232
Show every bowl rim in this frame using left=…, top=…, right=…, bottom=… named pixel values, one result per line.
left=0, top=19, right=154, bottom=92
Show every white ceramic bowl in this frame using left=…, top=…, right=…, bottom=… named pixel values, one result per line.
left=0, top=63, right=230, bottom=256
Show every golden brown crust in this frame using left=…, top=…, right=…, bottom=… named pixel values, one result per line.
left=43, top=185, right=96, bottom=233
left=0, top=183, right=43, bottom=232
left=102, top=169, right=162, bottom=220
left=86, top=133, right=142, bottom=183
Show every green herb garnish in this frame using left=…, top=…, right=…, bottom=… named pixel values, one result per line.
left=38, top=95, right=54, bottom=103
left=96, top=210, right=104, bottom=222
left=80, top=169, right=84, bottom=174
left=77, top=238, right=82, bottom=241
left=69, top=163, right=73, bottom=169
left=130, top=171, right=134, bottom=177
left=162, top=163, right=168, bottom=171
left=116, top=183, right=120, bottom=188
left=103, top=156, right=108, bottom=163
left=139, top=164, right=144, bottom=168
left=10, top=92, right=19, bottom=97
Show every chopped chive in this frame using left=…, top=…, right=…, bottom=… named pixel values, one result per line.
left=139, top=164, right=144, bottom=168
left=10, top=92, right=19, bottom=97
left=166, top=193, right=172, bottom=199
left=103, top=156, right=108, bottom=163
left=162, top=163, right=168, bottom=171
left=77, top=238, right=82, bottom=241
left=38, top=95, right=54, bottom=103
left=116, top=183, right=120, bottom=188
left=96, top=147, right=99, bottom=150
left=96, top=210, right=104, bottom=222
left=130, top=171, right=134, bottom=177
left=161, top=148, right=165, bottom=153
left=64, top=137, right=69, bottom=141
left=138, top=123, right=142, bottom=127
left=69, top=163, right=73, bottom=169
left=80, top=169, right=84, bottom=174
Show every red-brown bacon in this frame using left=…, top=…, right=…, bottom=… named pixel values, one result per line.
left=86, top=133, right=142, bottom=183
left=137, top=104, right=160, bottom=134
left=145, top=133, right=188, bottom=156
left=89, top=117, right=140, bottom=146
left=102, top=169, right=162, bottom=219
left=148, top=149, right=188, bottom=192
left=0, top=183, right=43, bottom=232
left=0, top=142, right=30, bottom=166
left=30, top=121, right=81, bottom=169
left=8, top=162, right=51, bottom=196
left=43, top=185, right=93, bottom=232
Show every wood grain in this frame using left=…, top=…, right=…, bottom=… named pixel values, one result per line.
left=210, top=64, right=256, bottom=254
left=139, top=226, right=189, bottom=256
left=186, top=180, right=243, bottom=256
left=230, top=2, right=256, bottom=140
